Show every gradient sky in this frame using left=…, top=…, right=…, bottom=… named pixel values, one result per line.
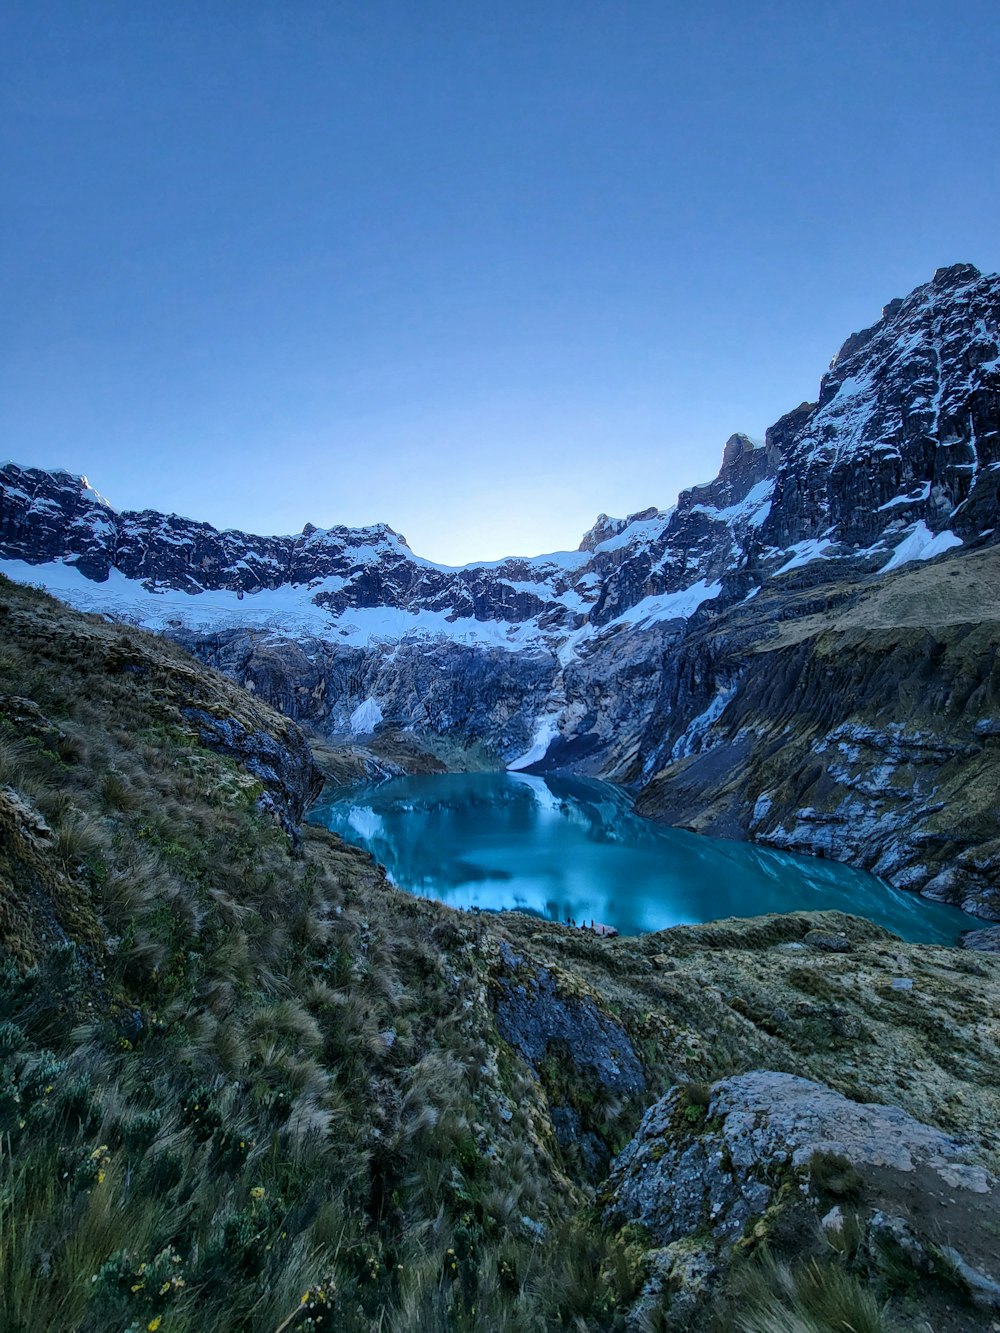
left=3, top=1, right=1000, bottom=564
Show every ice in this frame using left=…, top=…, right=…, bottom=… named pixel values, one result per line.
left=0, top=559, right=555, bottom=653
left=349, top=698, right=383, bottom=734
left=881, top=521, right=962, bottom=572
left=506, top=716, right=560, bottom=771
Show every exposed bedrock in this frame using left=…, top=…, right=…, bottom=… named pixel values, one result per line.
left=170, top=629, right=564, bottom=763
left=604, top=1070, right=1000, bottom=1327
left=634, top=549, right=1000, bottom=920
left=170, top=615, right=699, bottom=777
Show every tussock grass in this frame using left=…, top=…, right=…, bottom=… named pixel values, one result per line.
left=0, top=575, right=641, bottom=1331
left=717, top=1251, right=887, bottom=1333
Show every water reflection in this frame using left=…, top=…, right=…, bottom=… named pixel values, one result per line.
left=309, top=772, right=979, bottom=944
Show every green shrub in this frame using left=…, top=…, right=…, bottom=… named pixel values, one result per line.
left=807, top=1151, right=864, bottom=1201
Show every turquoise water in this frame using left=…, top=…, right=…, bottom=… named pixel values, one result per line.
left=309, top=771, right=980, bottom=944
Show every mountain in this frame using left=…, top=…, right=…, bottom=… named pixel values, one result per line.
left=4, top=262, right=1000, bottom=918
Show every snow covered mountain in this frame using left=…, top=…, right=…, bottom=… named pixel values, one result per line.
left=5, top=265, right=997, bottom=655
left=4, top=262, right=1000, bottom=917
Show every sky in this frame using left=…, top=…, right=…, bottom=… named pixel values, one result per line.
left=3, top=2, right=1000, bottom=565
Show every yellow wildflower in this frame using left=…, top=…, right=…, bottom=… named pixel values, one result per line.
left=148, top=1319, right=162, bottom=1332
left=250, top=1186, right=266, bottom=1201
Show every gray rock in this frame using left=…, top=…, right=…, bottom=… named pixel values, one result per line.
left=937, top=1245, right=1000, bottom=1309
left=804, top=929, right=852, bottom=952
left=182, top=707, right=321, bottom=846
left=962, top=926, right=1000, bottom=953
left=491, top=942, right=644, bottom=1098
left=604, top=1070, right=997, bottom=1250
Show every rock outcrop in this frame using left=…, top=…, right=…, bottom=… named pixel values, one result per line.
left=605, top=1070, right=1000, bottom=1325
left=606, top=1070, right=996, bottom=1247
left=490, top=939, right=646, bottom=1172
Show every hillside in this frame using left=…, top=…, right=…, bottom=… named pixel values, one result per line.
left=2, top=574, right=1000, bottom=1331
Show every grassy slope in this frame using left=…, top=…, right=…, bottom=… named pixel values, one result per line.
left=1, top=574, right=999, bottom=1332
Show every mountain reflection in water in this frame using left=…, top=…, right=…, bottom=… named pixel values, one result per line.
left=309, top=772, right=979, bottom=944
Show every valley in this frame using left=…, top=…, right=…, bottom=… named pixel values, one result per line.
left=3, top=262, right=1000, bottom=1330
left=3, top=262, right=1000, bottom=918
left=0, top=573, right=998, bottom=1331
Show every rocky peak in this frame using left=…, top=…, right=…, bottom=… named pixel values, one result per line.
left=578, top=513, right=629, bottom=552
left=720, top=431, right=760, bottom=469
left=933, top=260, right=981, bottom=289
left=757, top=262, right=1000, bottom=554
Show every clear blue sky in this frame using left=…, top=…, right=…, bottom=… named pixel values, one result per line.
left=3, top=1, right=999, bottom=564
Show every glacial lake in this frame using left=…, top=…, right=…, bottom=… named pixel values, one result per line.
left=309, top=772, right=980, bottom=945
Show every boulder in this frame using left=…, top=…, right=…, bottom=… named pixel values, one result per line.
left=605, top=1070, right=1000, bottom=1311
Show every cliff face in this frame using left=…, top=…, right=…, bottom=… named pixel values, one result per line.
left=632, top=545, right=1000, bottom=919
left=3, top=263, right=1000, bottom=915
left=758, top=264, right=1000, bottom=553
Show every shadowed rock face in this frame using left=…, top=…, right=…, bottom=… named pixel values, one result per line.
left=490, top=939, right=646, bottom=1175
left=604, top=1069, right=1000, bottom=1326
left=181, top=707, right=322, bottom=846
left=3, top=264, right=1000, bottom=913
left=606, top=1070, right=996, bottom=1247
left=491, top=942, right=645, bottom=1097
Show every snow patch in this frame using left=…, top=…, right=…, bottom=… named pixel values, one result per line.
left=592, top=513, right=671, bottom=555
left=506, top=716, right=561, bottom=771
left=774, top=539, right=834, bottom=575
left=349, top=698, right=383, bottom=735
left=690, top=479, right=774, bottom=527
left=877, top=482, right=931, bottom=511
left=612, top=579, right=723, bottom=629
left=669, top=685, right=736, bottom=761
left=881, top=521, right=962, bottom=572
